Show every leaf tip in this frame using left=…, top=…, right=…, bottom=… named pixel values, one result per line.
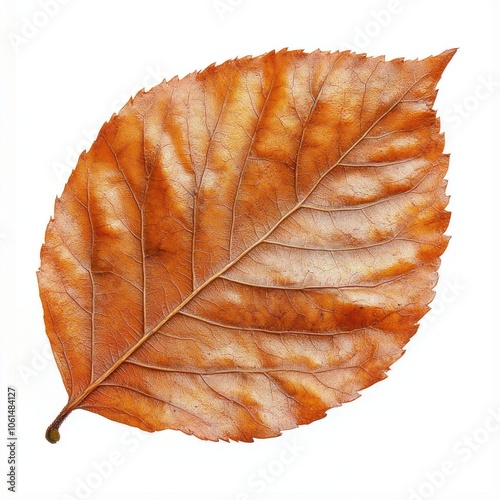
left=435, top=48, right=458, bottom=67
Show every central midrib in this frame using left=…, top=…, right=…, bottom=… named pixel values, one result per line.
left=62, top=70, right=429, bottom=417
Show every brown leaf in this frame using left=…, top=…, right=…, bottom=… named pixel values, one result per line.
left=38, top=49, right=455, bottom=443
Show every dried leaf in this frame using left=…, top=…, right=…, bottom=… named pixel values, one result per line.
left=38, top=49, right=455, bottom=443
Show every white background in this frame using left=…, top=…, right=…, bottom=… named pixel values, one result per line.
left=1, top=1, right=499, bottom=499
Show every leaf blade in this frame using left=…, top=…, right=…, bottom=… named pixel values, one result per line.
left=39, top=48, right=455, bottom=442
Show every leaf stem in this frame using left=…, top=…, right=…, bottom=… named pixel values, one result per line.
left=45, top=406, right=72, bottom=444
